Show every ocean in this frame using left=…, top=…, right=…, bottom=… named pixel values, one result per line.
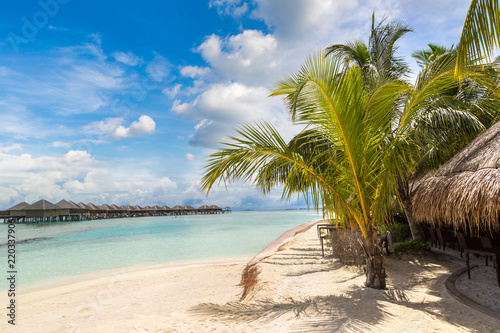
left=0, top=210, right=320, bottom=289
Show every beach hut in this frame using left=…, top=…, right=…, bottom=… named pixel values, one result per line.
left=197, top=205, right=210, bottom=214
left=412, top=120, right=500, bottom=234
left=7, top=202, right=30, bottom=219
left=25, top=200, right=63, bottom=222
left=183, top=205, right=196, bottom=215
left=86, top=203, right=100, bottom=219
left=55, top=200, right=82, bottom=221
left=159, top=205, right=171, bottom=215
left=209, top=205, right=223, bottom=214
left=172, top=205, right=185, bottom=215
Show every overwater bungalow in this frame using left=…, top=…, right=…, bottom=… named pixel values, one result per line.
left=55, top=199, right=83, bottom=221
left=172, top=205, right=185, bottom=215
left=197, top=205, right=211, bottom=214
left=209, top=205, right=223, bottom=214
left=7, top=202, right=30, bottom=220
left=183, top=205, right=197, bottom=215
left=24, top=200, right=65, bottom=223
left=2, top=199, right=228, bottom=223
left=160, top=205, right=171, bottom=215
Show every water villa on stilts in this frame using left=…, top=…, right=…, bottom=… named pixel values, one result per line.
left=1, top=199, right=226, bottom=223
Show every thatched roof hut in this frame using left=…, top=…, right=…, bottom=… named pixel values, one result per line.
left=8, top=202, right=30, bottom=211
left=109, top=204, right=120, bottom=211
left=55, top=200, right=80, bottom=210
left=210, top=205, right=223, bottom=212
left=76, top=202, right=89, bottom=210
left=412, top=121, right=500, bottom=234
left=86, top=203, right=99, bottom=210
left=26, top=200, right=59, bottom=210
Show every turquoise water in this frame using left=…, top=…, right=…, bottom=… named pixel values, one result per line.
left=0, top=210, right=319, bottom=289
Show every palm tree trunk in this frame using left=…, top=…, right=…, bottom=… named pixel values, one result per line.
left=362, top=226, right=386, bottom=289
left=400, top=192, right=425, bottom=242
left=397, top=176, right=425, bottom=242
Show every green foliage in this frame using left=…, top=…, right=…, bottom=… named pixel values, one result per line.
left=456, top=0, right=500, bottom=77
left=381, top=222, right=411, bottom=243
left=393, top=239, right=431, bottom=255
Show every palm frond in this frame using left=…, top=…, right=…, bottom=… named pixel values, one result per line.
left=456, top=0, right=500, bottom=77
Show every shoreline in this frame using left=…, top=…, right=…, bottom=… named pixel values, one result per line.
left=15, top=217, right=323, bottom=294
left=17, top=255, right=254, bottom=294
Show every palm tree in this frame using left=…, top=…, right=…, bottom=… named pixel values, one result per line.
left=328, top=17, right=500, bottom=242
left=455, top=0, right=500, bottom=77
left=395, top=49, right=500, bottom=241
left=325, top=13, right=412, bottom=90
left=201, top=51, right=460, bottom=289
left=412, top=44, right=452, bottom=68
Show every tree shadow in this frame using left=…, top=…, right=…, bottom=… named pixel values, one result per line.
left=190, top=253, right=496, bottom=332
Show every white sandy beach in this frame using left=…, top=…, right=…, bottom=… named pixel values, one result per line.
left=2, top=222, right=500, bottom=333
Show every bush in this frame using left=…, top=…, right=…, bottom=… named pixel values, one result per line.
left=393, top=239, right=431, bottom=256
left=381, top=222, right=411, bottom=243
left=328, top=230, right=365, bottom=266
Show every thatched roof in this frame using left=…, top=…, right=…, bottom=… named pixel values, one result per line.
left=210, top=205, right=222, bottom=210
left=198, top=205, right=210, bottom=210
left=98, top=204, right=112, bottom=211
left=412, top=121, right=500, bottom=233
left=86, top=203, right=99, bottom=210
left=8, top=202, right=30, bottom=211
left=26, top=200, right=59, bottom=210
left=109, top=204, right=120, bottom=210
left=76, top=202, right=89, bottom=210
left=172, top=205, right=184, bottom=210
left=55, top=200, right=80, bottom=209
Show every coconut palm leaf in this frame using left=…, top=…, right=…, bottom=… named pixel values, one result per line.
left=456, top=0, right=500, bottom=77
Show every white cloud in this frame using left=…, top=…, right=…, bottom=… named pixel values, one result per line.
left=146, top=54, right=172, bottom=82
left=52, top=141, right=71, bottom=148
left=48, top=25, right=68, bottom=31
left=112, top=51, right=142, bottom=66
left=109, top=115, right=156, bottom=140
left=209, top=0, right=249, bottom=18
left=0, top=144, right=22, bottom=153
left=83, top=115, right=156, bottom=140
left=172, top=82, right=275, bottom=121
left=0, top=149, right=180, bottom=208
left=0, top=66, right=13, bottom=76
left=180, top=65, right=210, bottom=78
left=83, top=117, right=124, bottom=136
left=185, top=153, right=195, bottom=161
left=197, top=30, right=279, bottom=86
left=171, top=82, right=296, bottom=148
left=162, top=83, right=182, bottom=98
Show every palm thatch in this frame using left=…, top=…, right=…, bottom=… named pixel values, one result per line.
left=412, top=121, right=500, bottom=234
left=86, top=203, right=99, bottom=210
left=76, top=202, right=90, bottom=210
left=7, top=202, right=30, bottom=211
left=109, top=204, right=120, bottom=210
left=210, top=205, right=222, bottom=211
left=26, top=200, right=59, bottom=210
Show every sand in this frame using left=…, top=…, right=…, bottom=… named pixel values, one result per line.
left=2, top=223, right=500, bottom=332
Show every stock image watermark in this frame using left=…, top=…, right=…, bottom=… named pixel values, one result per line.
left=8, top=0, right=71, bottom=51
left=6, top=220, right=16, bottom=326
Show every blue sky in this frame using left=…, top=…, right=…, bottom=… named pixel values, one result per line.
left=0, top=0, right=471, bottom=210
